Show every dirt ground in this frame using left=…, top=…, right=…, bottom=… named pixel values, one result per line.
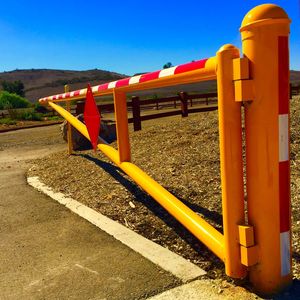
left=28, top=96, right=299, bottom=294
left=0, top=119, right=63, bottom=133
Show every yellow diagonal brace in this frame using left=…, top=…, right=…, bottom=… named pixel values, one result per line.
left=48, top=101, right=225, bottom=261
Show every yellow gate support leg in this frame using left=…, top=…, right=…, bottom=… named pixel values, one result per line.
left=240, top=4, right=291, bottom=295
left=217, top=44, right=247, bottom=278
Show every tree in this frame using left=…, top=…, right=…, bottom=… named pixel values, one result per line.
left=163, top=62, right=173, bottom=69
left=0, top=91, right=30, bottom=109
left=1, top=80, right=25, bottom=97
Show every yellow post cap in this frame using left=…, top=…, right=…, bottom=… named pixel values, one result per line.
left=218, top=44, right=239, bottom=55
left=217, top=45, right=240, bottom=64
left=240, top=4, right=290, bottom=32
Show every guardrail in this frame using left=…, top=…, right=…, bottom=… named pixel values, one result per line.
left=290, top=84, right=300, bottom=98
left=75, top=92, right=218, bottom=131
left=39, top=4, right=292, bottom=296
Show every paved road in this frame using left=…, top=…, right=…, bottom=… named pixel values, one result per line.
left=0, top=125, right=178, bottom=300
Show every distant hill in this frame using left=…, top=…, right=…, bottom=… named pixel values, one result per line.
left=0, top=69, right=128, bottom=102
left=290, top=70, right=300, bottom=85
left=0, top=68, right=299, bottom=103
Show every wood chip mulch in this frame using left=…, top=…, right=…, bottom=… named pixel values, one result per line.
left=28, top=96, right=300, bottom=283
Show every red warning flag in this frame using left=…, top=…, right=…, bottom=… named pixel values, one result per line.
left=84, top=84, right=101, bottom=150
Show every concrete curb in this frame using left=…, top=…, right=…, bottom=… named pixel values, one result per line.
left=27, top=176, right=206, bottom=283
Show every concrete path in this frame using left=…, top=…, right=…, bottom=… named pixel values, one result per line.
left=0, top=126, right=178, bottom=300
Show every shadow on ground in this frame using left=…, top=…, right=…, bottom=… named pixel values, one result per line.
left=273, top=280, right=300, bottom=299
left=78, top=154, right=300, bottom=299
left=79, top=153, right=224, bottom=270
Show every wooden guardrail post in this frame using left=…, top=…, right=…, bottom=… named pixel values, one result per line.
left=179, top=92, right=188, bottom=117
left=65, top=85, right=73, bottom=155
left=76, top=101, right=85, bottom=115
left=132, top=96, right=141, bottom=131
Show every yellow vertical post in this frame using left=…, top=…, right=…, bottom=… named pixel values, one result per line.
left=217, top=45, right=247, bottom=278
left=113, top=89, right=131, bottom=163
left=240, top=4, right=291, bottom=295
left=65, top=84, right=73, bottom=155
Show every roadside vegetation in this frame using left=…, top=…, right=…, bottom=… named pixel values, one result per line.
left=0, top=79, right=62, bottom=127
left=0, top=106, right=61, bottom=126
left=0, top=91, right=61, bottom=127
left=0, top=91, right=30, bottom=110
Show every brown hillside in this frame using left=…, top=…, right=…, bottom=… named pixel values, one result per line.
left=0, top=68, right=299, bottom=103
left=290, top=70, right=300, bottom=84
left=0, top=69, right=127, bottom=102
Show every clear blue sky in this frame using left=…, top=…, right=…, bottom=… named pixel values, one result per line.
left=0, top=0, right=299, bottom=75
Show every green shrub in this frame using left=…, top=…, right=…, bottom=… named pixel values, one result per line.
left=7, top=108, right=29, bottom=119
left=1, top=80, right=25, bottom=97
left=47, top=116, right=61, bottom=121
left=0, top=91, right=30, bottom=109
left=7, top=108, right=43, bottom=121
left=19, top=111, right=43, bottom=121
left=0, top=118, right=17, bottom=125
left=0, top=98, right=11, bottom=109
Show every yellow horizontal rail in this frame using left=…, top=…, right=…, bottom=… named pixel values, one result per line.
left=49, top=101, right=225, bottom=260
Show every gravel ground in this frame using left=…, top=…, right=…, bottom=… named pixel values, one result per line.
left=28, top=96, right=300, bottom=285
left=0, top=119, right=63, bottom=133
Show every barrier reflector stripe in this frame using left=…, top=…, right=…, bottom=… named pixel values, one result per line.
left=80, top=89, right=86, bottom=96
left=92, top=86, right=99, bottom=93
left=129, top=75, right=142, bottom=85
left=73, top=90, right=81, bottom=97
left=279, top=161, right=290, bottom=232
left=174, top=59, right=207, bottom=75
left=278, top=35, right=291, bottom=277
left=278, top=36, right=289, bottom=115
left=108, top=81, right=117, bottom=89
left=116, top=78, right=130, bottom=88
left=279, top=114, right=289, bottom=162
left=140, top=70, right=161, bottom=83
left=159, top=66, right=177, bottom=78
left=98, top=83, right=109, bottom=91
left=280, top=231, right=291, bottom=276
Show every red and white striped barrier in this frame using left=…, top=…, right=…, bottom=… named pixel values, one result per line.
left=39, top=59, right=208, bottom=103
